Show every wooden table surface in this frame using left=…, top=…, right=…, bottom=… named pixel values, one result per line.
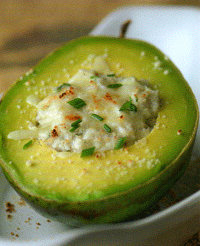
left=0, top=1, right=199, bottom=245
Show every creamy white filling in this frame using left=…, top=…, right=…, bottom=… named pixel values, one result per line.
left=8, top=57, right=159, bottom=154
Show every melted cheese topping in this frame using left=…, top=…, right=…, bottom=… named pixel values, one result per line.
left=8, top=57, right=159, bottom=155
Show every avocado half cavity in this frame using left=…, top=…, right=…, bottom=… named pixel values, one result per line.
left=0, top=35, right=198, bottom=225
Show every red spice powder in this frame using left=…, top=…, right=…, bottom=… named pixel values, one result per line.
left=59, top=87, right=74, bottom=98
left=18, top=198, right=26, bottom=206
left=104, top=93, right=117, bottom=104
left=5, top=202, right=15, bottom=213
left=65, top=115, right=82, bottom=121
left=7, top=214, right=13, bottom=219
left=92, top=94, right=101, bottom=109
left=51, top=128, right=58, bottom=137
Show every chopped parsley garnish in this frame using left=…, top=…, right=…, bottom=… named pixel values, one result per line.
left=71, top=119, right=82, bottom=127
left=114, top=137, right=127, bottom=149
left=70, top=119, right=82, bottom=132
left=23, top=140, right=33, bottom=149
left=90, top=75, right=99, bottom=79
left=81, top=147, right=95, bottom=157
left=119, top=98, right=137, bottom=112
left=91, top=114, right=104, bottom=121
left=69, top=125, right=79, bottom=132
left=57, top=83, right=70, bottom=92
left=107, top=74, right=116, bottom=77
left=104, top=124, right=111, bottom=133
left=107, top=84, right=122, bottom=88
left=67, top=98, right=86, bottom=109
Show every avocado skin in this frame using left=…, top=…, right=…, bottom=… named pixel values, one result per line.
left=0, top=134, right=196, bottom=225
left=0, top=36, right=198, bottom=224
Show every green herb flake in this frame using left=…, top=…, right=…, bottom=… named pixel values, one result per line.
left=67, top=98, right=86, bottom=109
left=107, top=74, right=116, bottom=77
left=91, top=114, right=104, bottom=121
left=107, top=84, right=122, bottom=88
left=71, top=119, right=82, bottom=127
left=114, top=137, right=127, bottom=150
left=70, top=119, right=82, bottom=132
left=90, top=75, right=99, bottom=79
left=81, top=147, right=95, bottom=157
left=119, top=98, right=137, bottom=112
left=69, top=125, right=80, bottom=132
left=104, top=124, right=111, bottom=133
left=57, top=83, right=70, bottom=92
left=23, top=140, right=33, bottom=150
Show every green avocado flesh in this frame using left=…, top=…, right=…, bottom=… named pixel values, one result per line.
left=0, top=36, right=198, bottom=224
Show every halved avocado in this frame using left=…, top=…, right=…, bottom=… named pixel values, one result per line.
left=0, top=36, right=198, bottom=224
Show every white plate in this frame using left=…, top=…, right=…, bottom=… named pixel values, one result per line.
left=0, top=5, right=200, bottom=246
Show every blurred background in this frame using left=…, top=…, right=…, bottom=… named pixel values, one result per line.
left=0, top=1, right=199, bottom=245
left=0, top=0, right=200, bottom=92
